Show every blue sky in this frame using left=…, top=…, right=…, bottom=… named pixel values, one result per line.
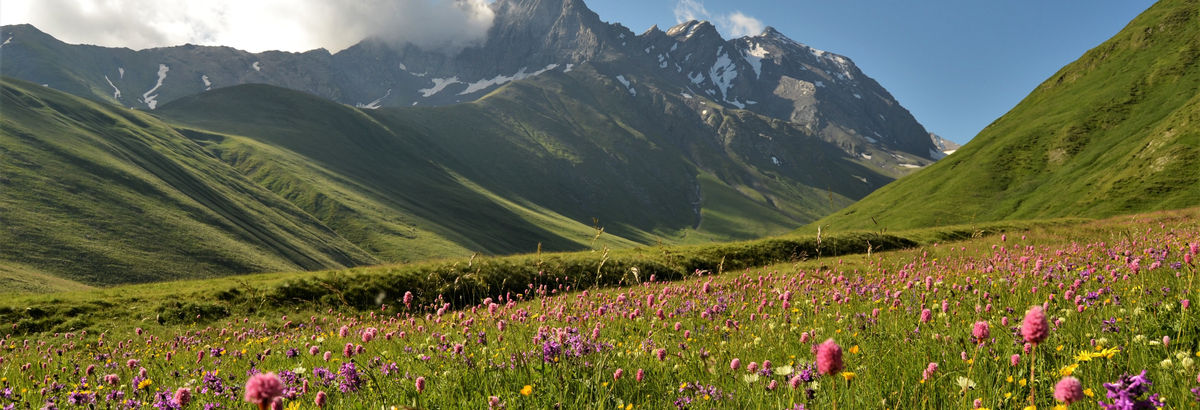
left=2, top=0, right=1158, bottom=143
left=588, top=0, right=1157, bottom=143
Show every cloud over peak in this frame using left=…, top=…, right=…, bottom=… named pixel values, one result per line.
left=672, top=0, right=764, bottom=39
left=0, top=0, right=495, bottom=53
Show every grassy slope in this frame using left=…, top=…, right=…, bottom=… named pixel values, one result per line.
left=814, top=0, right=1200, bottom=231
left=0, top=210, right=1093, bottom=334
left=157, top=84, right=644, bottom=260
left=0, top=77, right=376, bottom=285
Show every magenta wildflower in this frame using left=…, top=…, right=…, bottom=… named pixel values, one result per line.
left=1020, top=306, right=1049, bottom=345
left=1053, top=376, right=1083, bottom=404
left=816, top=339, right=844, bottom=375
left=244, top=373, right=284, bottom=409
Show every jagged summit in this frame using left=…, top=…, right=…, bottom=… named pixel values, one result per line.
left=0, top=0, right=937, bottom=159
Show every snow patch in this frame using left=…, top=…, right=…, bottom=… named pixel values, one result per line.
left=356, top=89, right=391, bottom=109
left=615, top=75, right=636, bottom=96
left=944, top=150, right=957, bottom=155
left=688, top=72, right=705, bottom=85
left=860, top=153, right=872, bottom=160
left=141, top=64, right=169, bottom=110
left=398, top=62, right=408, bottom=71
left=118, top=67, right=125, bottom=79
left=459, top=64, right=558, bottom=95
left=864, top=136, right=878, bottom=144
left=708, top=52, right=737, bottom=99
left=252, top=62, right=261, bottom=72
left=746, top=100, right=757, bottom=105
left=853, top=93, right=862, bottom=99
left=899, top=164, right=922, bottom=169
left=726, top=99, right=744, bottom=109
left=201, top=75, right=212, bottom=91
left=418, top=77, right=461, bottom=97
left=742, top=43, right=769, bottom=78
left=814, top=81, right=825, bottom=88
left=929, top=149, right=947, bottom=160
left=1, top=36, right=11, bottom=47
left=853, top=175, right=868, bottom=183
left=770, top=156, right=781, bottom=166
left=565, top=63, right=574, bottom=73
left=670, top=42, right=679, bottom=52
left=104, top=75, right=121, bottom=99
left=681, top=92, right=692, bottom=99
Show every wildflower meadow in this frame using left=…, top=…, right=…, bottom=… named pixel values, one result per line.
left=1, top=209, right=1198, bottom=409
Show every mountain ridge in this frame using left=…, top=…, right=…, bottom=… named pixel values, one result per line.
left=812, top=0, right=1200, bottom=231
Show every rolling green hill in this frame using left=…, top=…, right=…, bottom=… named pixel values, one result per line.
left=0, top=78, right=377, bottom=286
left=814, top=0, right=1200, bottom=231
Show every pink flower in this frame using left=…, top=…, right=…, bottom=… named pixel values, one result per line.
left=415, top=376, right=426, bottom=393
left=174, top=388, right=192, bottom=407
left=747, top=362, right=759, bottom=374
left=613, top=368, right=624, bottom=381
left=315, top=391, right=327, bottom=408
left=1020, top=306, right=1049, bottom=345
left=730, top=358, right=741, bottom=370
left=1010, top=354, right=1020, bottom=366
left=766, top=380, right=778, bottom=391
left=270, top=397, right=284, bottom=410
left=635, top=369, right=645, bottom=382
left=789, top=375, right=802, bottom=389
left=816, top=339, right=844, bottom=375
left=403, top=291, right=414, bottom=307
left=922, top=362, right=938, bottom=381
left=919, top=308, right=932, bottom=323
left=971, top=321, right=990, bottom=344
left=1053, top=376, right=1083, bottom=404
left=104, top=374, right=120, bottom=386
left=244, top=373, right=285, bottom=407
left=656, top=348, right=666, bottom=361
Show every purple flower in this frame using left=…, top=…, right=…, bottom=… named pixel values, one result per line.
left=1098, top=370, right=1164, bottom=410
left=338, top=362, right=362, bottom=393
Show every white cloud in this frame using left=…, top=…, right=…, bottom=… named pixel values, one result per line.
left=726, top=12, right=764, bottom=38
left=673, top=0, right=709, bottom=23
left=672, top=0, right=765, bottom=39
left=0, top=0, right=495, bottom=53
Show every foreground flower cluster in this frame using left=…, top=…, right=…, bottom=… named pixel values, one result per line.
left=1, top=212, right=1197, bottom=408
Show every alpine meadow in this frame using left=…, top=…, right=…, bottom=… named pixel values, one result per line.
left=0, top=0, right=1197, bottom=409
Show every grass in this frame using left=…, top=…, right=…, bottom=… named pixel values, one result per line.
left=0, top=77, right=376, bottom=286
left=0, top=214, right=1086, bottom=335
left=815, top=0, right=1200, bottom=231
left=0, top=207, right=1195, bottom=408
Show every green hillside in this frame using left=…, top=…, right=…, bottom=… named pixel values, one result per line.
left=156, top=65, right=903, bottom=261
left=815, top=0, right=1200, bottom=231
left=0, top=77, right=376, bottom=286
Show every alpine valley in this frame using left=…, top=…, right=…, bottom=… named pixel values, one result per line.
left=1, top=0, right=943, bottom=287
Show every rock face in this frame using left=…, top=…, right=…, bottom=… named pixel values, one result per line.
left=0, top=0, right=936, bottom=159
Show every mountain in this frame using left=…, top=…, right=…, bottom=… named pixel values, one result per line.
left=0, top=78, right=376, bottom=286
left=0, top=0, right=937, bottom=162
left=929, top=133, right=960, bottom=155
left=0, top=0, right=946, bottom=287
left=814, top=0, right=1200, bottom=231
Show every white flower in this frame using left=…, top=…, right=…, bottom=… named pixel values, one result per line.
left=1159, top=359, right=1173, bottom=369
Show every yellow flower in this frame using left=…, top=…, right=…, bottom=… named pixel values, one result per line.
left=1084, top=388, right=1095, bottom=398
left=1019, top=378, right=1027, bottom=387
left=625, top=404, right=633, bottom=410
left=1006, top=376, right=1014, bottom=383
left=137, top=379, right=153, bottom=390
left=1052, top=405, right=1067, bottom=410
left=849, top=345, right=860, bottom=354
left=841, top=372, right=856, bottom=382
left=1059, top=363, right=1078, bottom=377
left=1023, top=406, right=1037, bottom=410
left=521, top=385, right=533, bottom=396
